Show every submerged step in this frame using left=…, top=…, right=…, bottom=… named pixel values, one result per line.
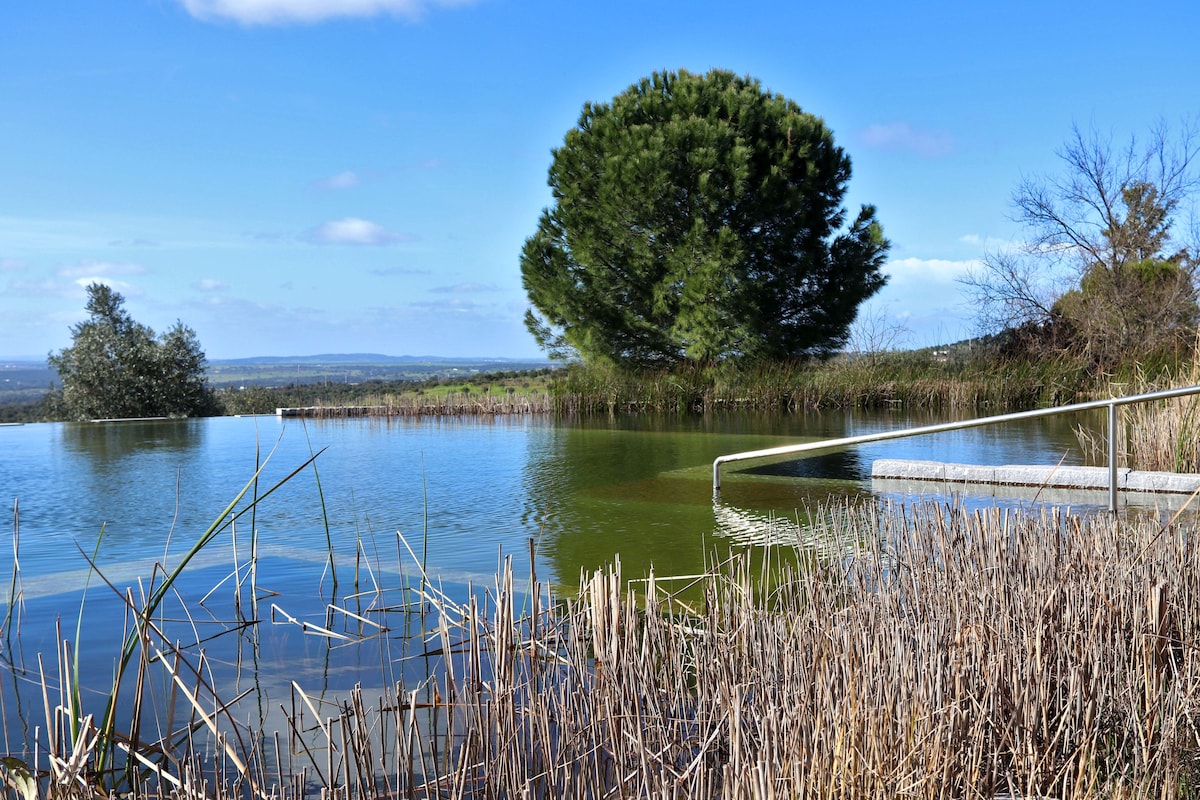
left=872, top=459, right=1200, bottom=495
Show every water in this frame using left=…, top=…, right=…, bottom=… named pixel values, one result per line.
left=0, top=409, right=1093, bottom=592
left=0, top=409, right=1094, bottom=758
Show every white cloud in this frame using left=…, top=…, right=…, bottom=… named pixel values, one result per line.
left=861, top=122, right=954, bottom=157
left=431, top=282, right=501, bottom=293
left=195, top=278, right=229, bottom=291
left=7, top=279, right=60, bottom=296
left=243, top=230, right=287, bottom=243
left=370, top=266, right=431, bottom=276
left=0, top=258, right=25, bottom=272
left=56, top=259, right=148, bottom=279
left=71, top=277, right=142, bottom=296
left=108, top=238, right=159, bottom=247
left=314, top=170, right=360, bottom=190
left=960, top=234, right=1020, bottom=252
left=309, top=217, right=411, bottom=245
left=868, top=257, right=980, bottom=346
left=885, top=256, right=978, bottom=284
left=178, top=0, right=478, bottom=25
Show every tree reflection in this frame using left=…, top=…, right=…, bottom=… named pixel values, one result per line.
left=60, top=418, right=205, bottom=462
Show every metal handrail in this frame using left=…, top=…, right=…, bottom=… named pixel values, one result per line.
left=712, top=384, right=1200, bottom=511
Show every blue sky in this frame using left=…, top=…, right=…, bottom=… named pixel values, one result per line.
left=2, top=0, right=1197, bottom=360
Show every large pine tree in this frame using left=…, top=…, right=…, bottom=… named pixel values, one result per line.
left=521, top=69, right=889, bottom=369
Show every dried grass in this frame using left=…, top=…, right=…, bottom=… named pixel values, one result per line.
left=277, top=390, right=554, bottom=418
left=1076, top=357, right=1200, bottom=473
left=6, top=499, right=1200, bottom=798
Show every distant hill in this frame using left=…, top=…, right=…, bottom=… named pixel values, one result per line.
left=211, top=353, right=542, bottom=366
left=0, top=361, right=56, bottom=403
left=204, top=355, right=557, bottom=389
left=0, top=355, right=557, bottom=402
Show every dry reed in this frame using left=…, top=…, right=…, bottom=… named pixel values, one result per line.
left=7, top=499, right=1200, bottom=798
left=1076, top=358, right=1200, bottom=473
left=548, top=356, right=1096, bottom=416
left=276, top=389, right=554, bottom=418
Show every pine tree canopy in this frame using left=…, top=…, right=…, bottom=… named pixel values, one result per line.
left=520, top=68, right=890, bottom=369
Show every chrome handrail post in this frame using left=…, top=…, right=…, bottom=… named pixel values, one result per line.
left=1108, top=401, right=1119, bottom=513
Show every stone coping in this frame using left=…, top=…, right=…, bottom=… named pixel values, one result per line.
left=871, top=459, right=1200, bottom=495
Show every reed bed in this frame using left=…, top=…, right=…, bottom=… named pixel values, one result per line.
left=1123, top=393, right=1200, bottom=472
left=1075, top=358, right=1200, bottom=473
left=1120, top=352, right=1200, bottom=473
left=549, top=356, right=1097, bottom=415
left=6, top=498, right=1200, bottom=799
left=276, top=389, right=554, bottom=418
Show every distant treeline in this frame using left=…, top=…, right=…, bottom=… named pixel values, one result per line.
left=0, top=399, right=46, bottom=424
left=7, top=345, right=1200, bottom=423
left=216, top=368, right=558, bottom=416
left=1, top=367, right=559, bottom=423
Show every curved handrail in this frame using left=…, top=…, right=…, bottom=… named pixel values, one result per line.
left=712, top=384, right=1200, bottom=511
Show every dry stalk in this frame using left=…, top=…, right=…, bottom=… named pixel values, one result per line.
left=11, top=499, right=1200, bottom=798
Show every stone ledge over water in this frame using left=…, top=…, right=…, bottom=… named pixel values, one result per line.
left=872, top=458, right=1200, bottom=494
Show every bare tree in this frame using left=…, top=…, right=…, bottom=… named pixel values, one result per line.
left=961, top=119, right=1199, bottom=364
left=847, top=302, right=912, bottom=366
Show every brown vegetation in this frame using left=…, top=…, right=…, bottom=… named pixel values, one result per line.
left=7, top=498, right=1200, bottom=798
left=275, top=388, right=554, bottom=418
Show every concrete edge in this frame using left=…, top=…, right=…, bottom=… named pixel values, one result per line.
left=871, top=459, right=1200, bottom=495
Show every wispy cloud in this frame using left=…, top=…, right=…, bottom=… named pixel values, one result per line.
left=71, top=276, right=142, bottom=296
left=313, top=170, right=360, bottom=190
left=56, top=259, right=148, bottom=279
left=108, top=238, right=159, bottom=248
left=370, top=266, right=431, bottom=276
left=194, top=278, right=229, bottom=291
left=885, top=256, right=978, bottom=284
left=408, top=297, right=488, bottom=313
left=309, top=217, right=412, bottom=245
left=242, top=230, right=288, bottom=243
left=0, top=258, right=25, bottom=272
left=431, top=282, right=501, bottom=293
left=177, top=0, right=480, bottom=25
left=960, top=234, right=1021, bottom=253
left=6, top=279, right=61, bottom=296
left=861, top=122, right=954, bottom=157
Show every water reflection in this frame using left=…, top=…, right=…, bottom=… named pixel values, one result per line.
left=2, top=409, right=1100, bottom=599
left=710, top=500, right=851, bottom=551
left=59, top=418, right=205, bottom=461
left=742, top=449, right=866, bottom=480
left=521, top=412, right=888, bottom=588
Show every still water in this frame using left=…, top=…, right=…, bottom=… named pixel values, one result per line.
left=1, top=409, right=1093, bottom=597
left=0, top=409, right=1093, bottom=755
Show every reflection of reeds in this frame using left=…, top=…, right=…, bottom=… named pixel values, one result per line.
left=3, top=500, right=23, bottom=650
left=7, top=497, right=1200, bottom=797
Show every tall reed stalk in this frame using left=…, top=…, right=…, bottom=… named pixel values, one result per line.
left=3, top=500, right=22, bottom=649
left=70, top=445, right=323, bottom=788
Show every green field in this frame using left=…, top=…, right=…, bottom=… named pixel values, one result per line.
left=0, top=356, right=553, bottom=400
left=204, top=355, right=555, bottom=389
